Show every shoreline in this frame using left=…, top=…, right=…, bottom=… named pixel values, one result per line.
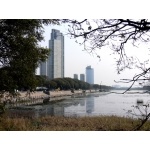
left=1, top=90, right=103, bottom=108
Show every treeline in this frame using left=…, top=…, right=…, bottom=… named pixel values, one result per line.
left=36, top=75, right=90, bottom=90
left=92, top=84, right=112, bottom=91
left=143, top=86, right=150, bottom=91
left=35, top=75, right=112, bottom=91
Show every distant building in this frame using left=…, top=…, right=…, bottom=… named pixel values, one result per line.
left=86, top=66, right=94, bottom=84
left=40, top=61, right=47, bottom=76
left=40, top=29, right=64, bottom=79
left=80, top=74, right=85, bottom=82
left=74, top=74, right=78, bottom=79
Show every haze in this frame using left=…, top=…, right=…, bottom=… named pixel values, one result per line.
left=37, top=23, right=150, bottom=87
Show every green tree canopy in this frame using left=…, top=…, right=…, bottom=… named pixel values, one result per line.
left=0, top=19, right=59, bottom=93
left=34, top=76, right=99, bottom=91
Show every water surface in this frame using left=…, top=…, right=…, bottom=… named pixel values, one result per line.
left=9, top=90, right=150, bottom=118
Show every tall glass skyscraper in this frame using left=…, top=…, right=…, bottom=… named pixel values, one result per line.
left=86, top=66, right=94, bottom=84
left=40, top=29, right=64, bottom=79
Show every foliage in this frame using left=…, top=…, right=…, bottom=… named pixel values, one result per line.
left=49, top=81, right=57, bottom=89
left=0, top=19, right=60, bottom=93
left=0, top=103, right=6, bottom=114
left=35, top=76, right=111, bottom=91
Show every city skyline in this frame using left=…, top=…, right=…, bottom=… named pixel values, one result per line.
left=40, top=29, right=64, bottom=79
left=37, top=24, right=149, bottom=87
left=72, top=66, right=94, bottom=84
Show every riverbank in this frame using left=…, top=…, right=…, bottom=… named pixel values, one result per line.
left=0, top=115, right=149, bottom=131
left=1, top=90, right=102, bottom=108
left=19, top=90, right=99, bottom=98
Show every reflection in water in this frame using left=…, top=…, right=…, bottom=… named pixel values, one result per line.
left=86, top=96, right=94, bottom=114
left=34, top=105, right=65, bottom=117
left=53, top=106, right=64, bottom=116
left=80, top=100, right=85, bottom=106
left=8, top=91, right=150, bottom=118
left=35, top=106, right=54, bottom=118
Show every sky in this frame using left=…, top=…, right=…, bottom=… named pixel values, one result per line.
left=2, top=1, right=150, bottom=88
left=37, top=23, right=150, bottom=87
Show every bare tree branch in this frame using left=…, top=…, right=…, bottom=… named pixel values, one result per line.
left=64, top=19, right=150, bottom=90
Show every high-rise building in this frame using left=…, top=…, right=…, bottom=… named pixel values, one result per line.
left=40, top=29, right=64, bottom=79
left=80, top=74, right=85, bottom=82
left=74, top=74, right=78, bottom=79
left=86, top=66, right=94, bottom=84
left=40, top=61, right=47, bottom=76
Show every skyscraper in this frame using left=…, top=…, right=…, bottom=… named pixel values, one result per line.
left=74, top=74, right=78, bottom=79
left=80, top=74, right=85, bottom=82
left=40, top=61, right=47, bottom=76
left=40, top=29, right=64, bottom=79
left=86, top=66, right=94, bottom=84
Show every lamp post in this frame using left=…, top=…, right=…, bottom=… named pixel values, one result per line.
left=100, top=81, right=102, bottom=92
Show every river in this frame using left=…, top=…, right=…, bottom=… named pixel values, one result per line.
left=8, top=90, right=150, bottom=118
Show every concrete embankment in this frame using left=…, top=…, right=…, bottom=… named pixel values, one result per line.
left=1, top=90, right=100, bottom=108
left=19, top=90, right=94, bottom=100
left=19, top=90, right=82, bottom=99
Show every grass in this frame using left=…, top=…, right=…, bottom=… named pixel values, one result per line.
left=0, top=114, right=150, bottom=131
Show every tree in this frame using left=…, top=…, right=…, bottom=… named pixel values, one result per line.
left=0, top=19, right=60, bottom=93
left=64, top=77, right=75, bottom=89
left=49, top=80, right=57, bottom=90
left=92, top=84, right=99, bottom=90
left=63, top=19, right=150, bottom=91
left=35, top=75, right=48, bottom=88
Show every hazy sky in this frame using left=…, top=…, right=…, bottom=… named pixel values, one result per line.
left=37, top=22, right=150, bottom=87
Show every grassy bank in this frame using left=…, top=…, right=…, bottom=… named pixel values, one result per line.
left=0, top=115, right=150, bottom=131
